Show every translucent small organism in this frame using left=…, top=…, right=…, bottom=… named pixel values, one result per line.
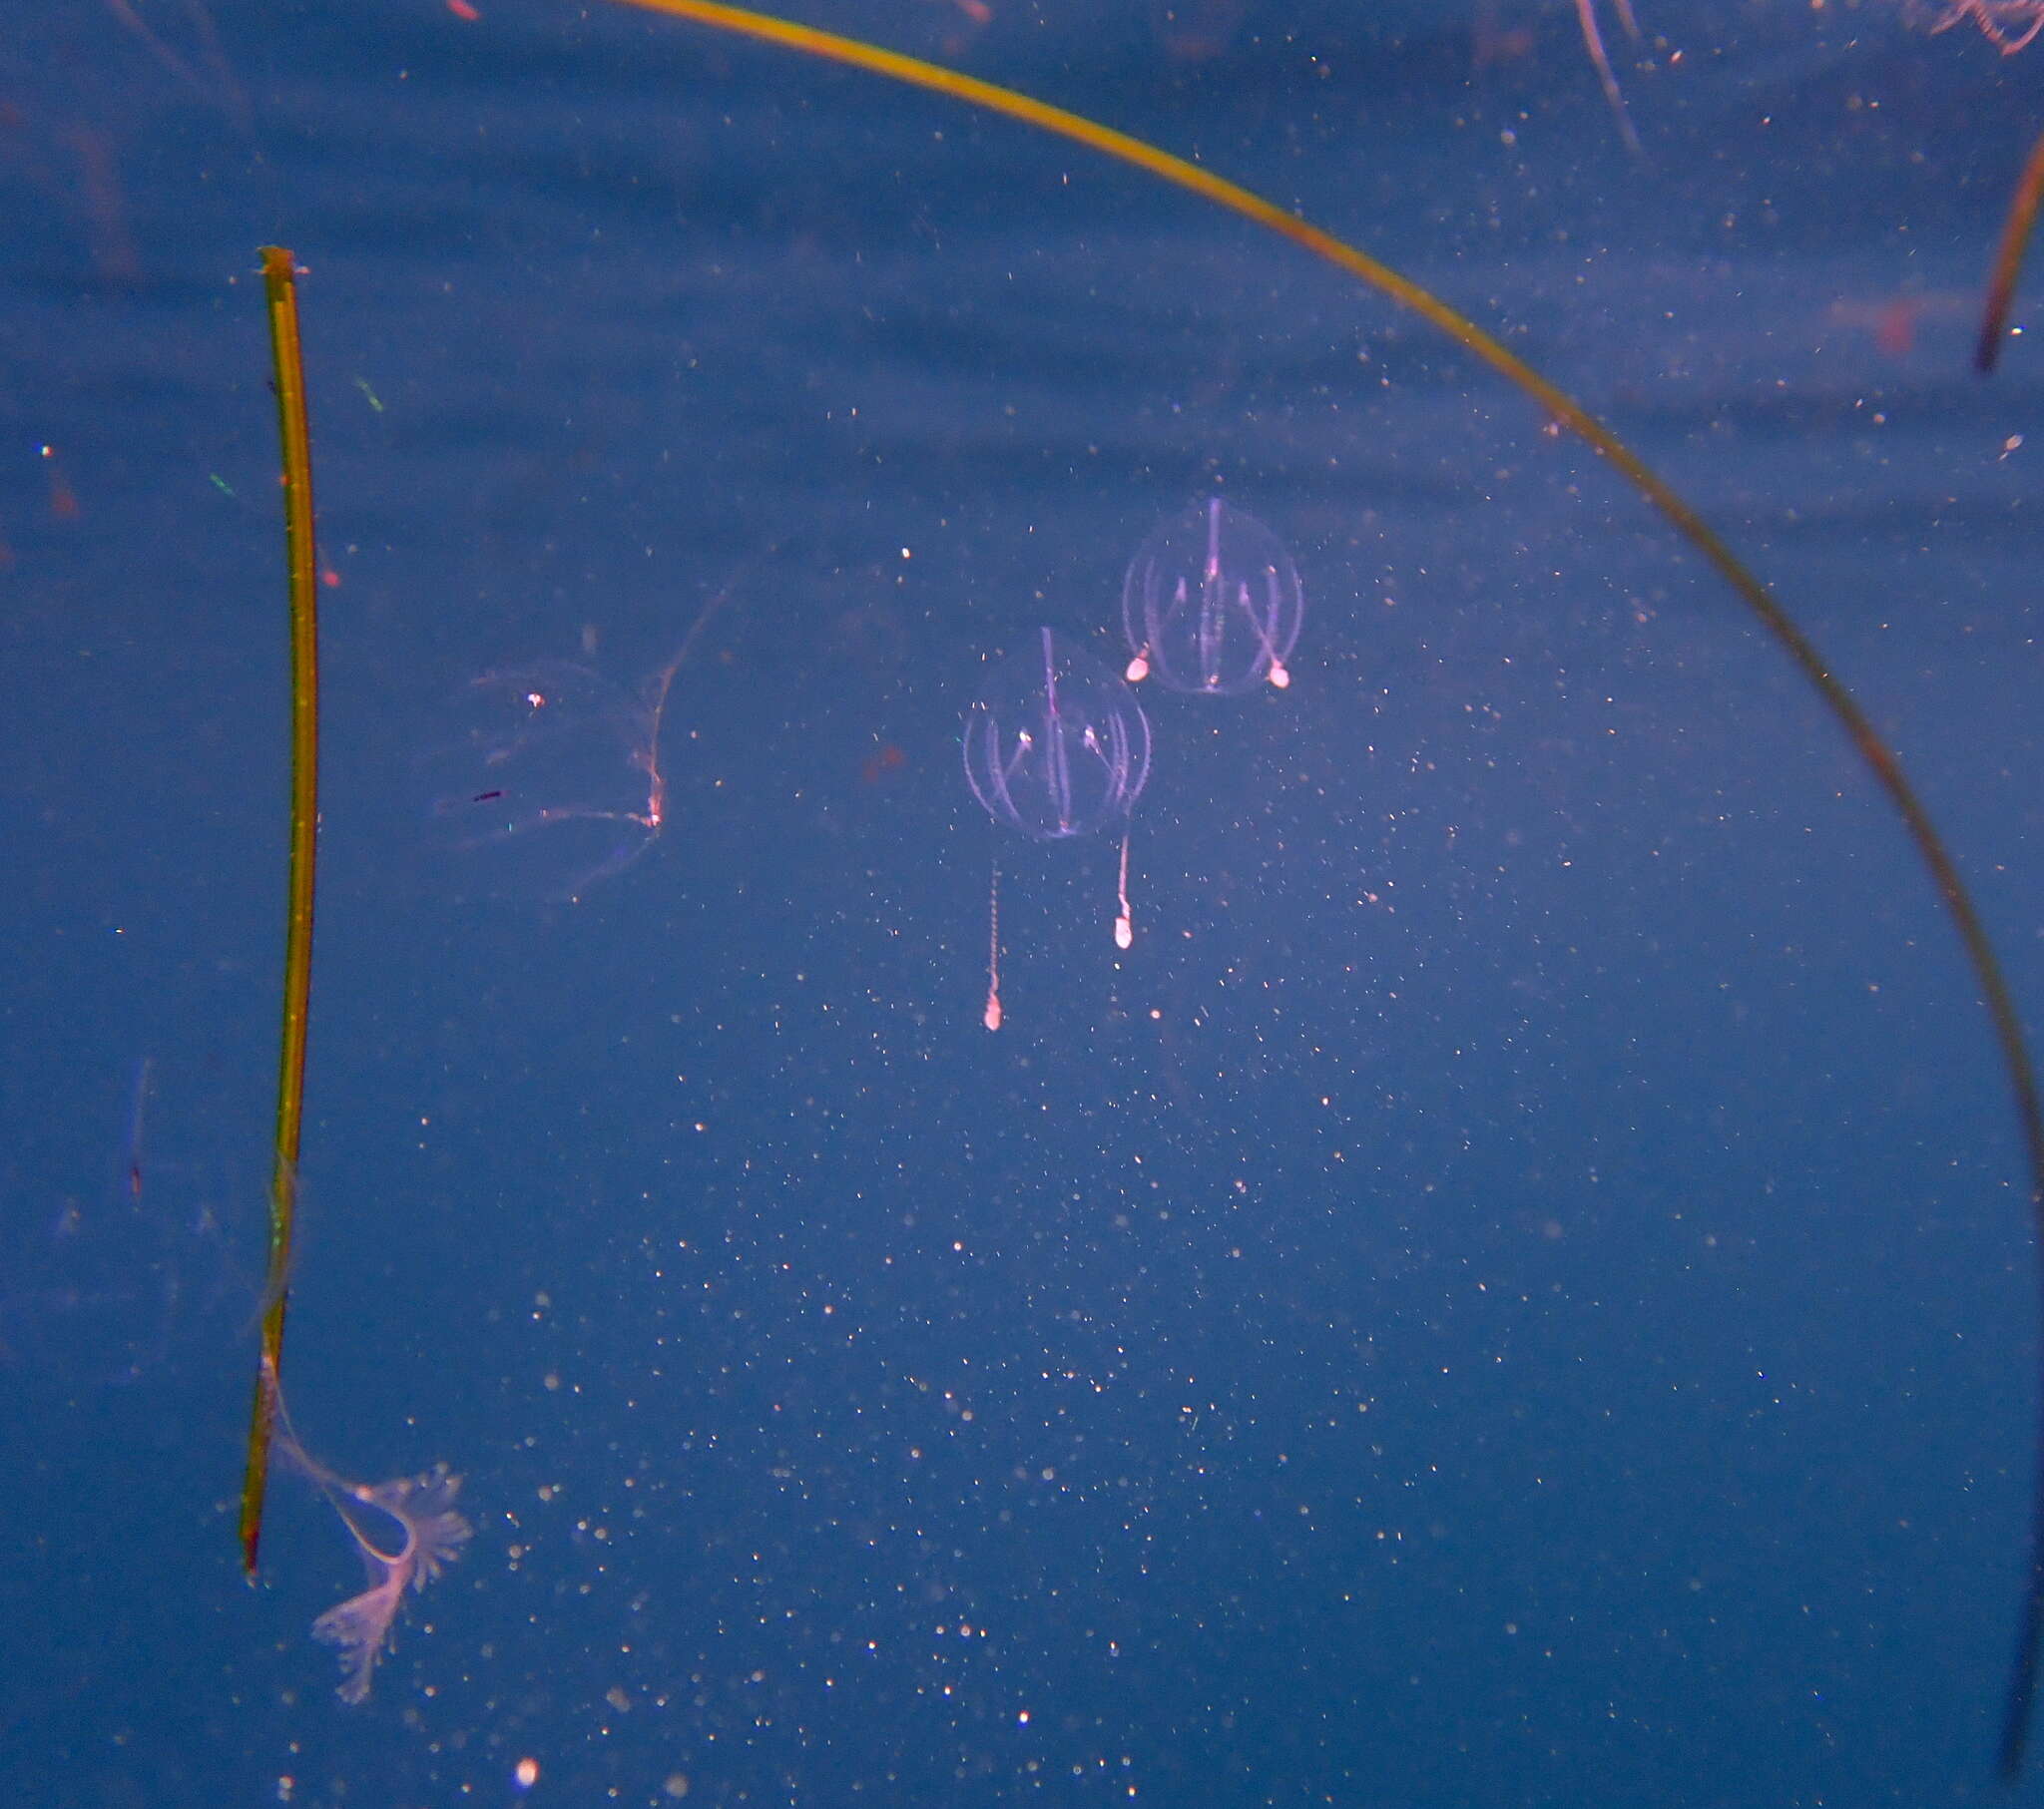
left=962, top=628, right=1152, bottom=1027
left=272, top=1388, right=471, bottom=1703
left=1572, top=0, right=1643, bottom=152
left=418, top=587, right=729, bottom=903
left=1121, top=497, right=1303, bottom=697
left=1926, top=0, right=2044, bottom=54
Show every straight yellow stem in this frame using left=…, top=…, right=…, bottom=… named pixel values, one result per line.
left=240, top=244, right=321, bottom=1579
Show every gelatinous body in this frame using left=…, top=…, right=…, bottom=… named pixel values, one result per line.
left=1121, top=498, right=1302, bottom=696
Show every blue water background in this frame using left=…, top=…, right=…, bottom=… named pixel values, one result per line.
left=5, top=0, right=2044, bottom=1801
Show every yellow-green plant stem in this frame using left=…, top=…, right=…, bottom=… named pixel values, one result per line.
left=240, top=244, right=321, bottom=1579
left=606, top=1, right=2044, bottom=1770
left=1976, top=125, right=2044, bottom=375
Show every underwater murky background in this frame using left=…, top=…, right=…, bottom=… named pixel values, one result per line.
left=5, top=0, right=2044, bottom=1801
